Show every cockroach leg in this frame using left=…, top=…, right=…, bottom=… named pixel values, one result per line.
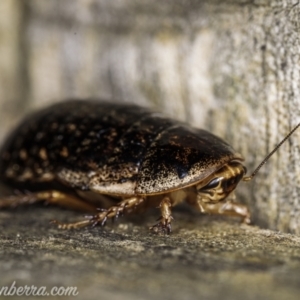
left=195, top=197, right=251, bottom=224
left=149, top=197, right=173, bottom=234
left=0, top=191, right=36, bottom=208
left=0, top=190, right=98, bottom=213
left=53, top=196, right=145, bottom=230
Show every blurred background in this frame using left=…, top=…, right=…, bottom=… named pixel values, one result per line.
left=1, top=0, right=300, bottom=233
left=0, top=0, right=218, bottom=135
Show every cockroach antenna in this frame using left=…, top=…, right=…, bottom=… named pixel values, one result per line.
left=243, top=122, right=300, bottom=182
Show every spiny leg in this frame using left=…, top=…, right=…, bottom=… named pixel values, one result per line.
left=194, top=198, right=251, bottom=224
left=149, top=197, right=173, bottom=234
left=0, top=190, right=97, bottom=213
left=53, top=196, right=145, bottom=229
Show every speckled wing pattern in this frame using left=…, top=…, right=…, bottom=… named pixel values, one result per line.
left=0, top=100, right=243, bottom=196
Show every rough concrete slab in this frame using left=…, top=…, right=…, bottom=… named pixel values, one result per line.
left=0, top=205, right=300, bottom=300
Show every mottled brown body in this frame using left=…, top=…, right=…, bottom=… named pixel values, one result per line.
left=0, top=100, right=250, bottom=233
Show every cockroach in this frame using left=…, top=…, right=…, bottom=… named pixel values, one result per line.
left=0, top=100, right=298, bottom=234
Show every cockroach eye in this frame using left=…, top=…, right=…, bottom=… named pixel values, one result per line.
left=200, top=177, right=221, bottom=191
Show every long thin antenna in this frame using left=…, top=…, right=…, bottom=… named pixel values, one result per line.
left=243, top=122, right=300, bottom=182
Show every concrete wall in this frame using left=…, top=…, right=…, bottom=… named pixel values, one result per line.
left=1, top=0, right=300, bottom=233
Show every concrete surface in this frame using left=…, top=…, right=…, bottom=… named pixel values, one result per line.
left=0, top=204, right=300, bottom=300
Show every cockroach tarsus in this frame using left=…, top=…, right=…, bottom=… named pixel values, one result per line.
left=0, top=100, right=299, bottom=234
